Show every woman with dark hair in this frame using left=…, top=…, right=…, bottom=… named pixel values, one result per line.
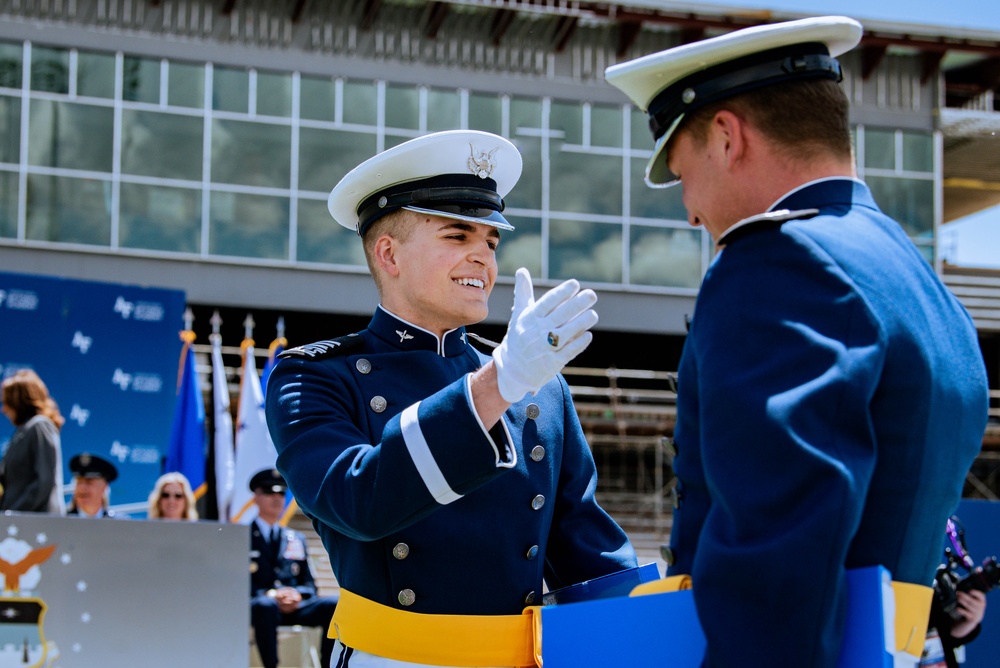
left=0, top=369, right=66, bottom=514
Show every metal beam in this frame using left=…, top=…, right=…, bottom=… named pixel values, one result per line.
left=290, top=0, right=309, bottom=24
left=424, top=1, right=450, bottom=40
left=490, top=8, right=515, bottom=46
left=860, top=44, right=888, bottom=80
left=360, top=0, right=382, bottom=31
left=615, top=19, right=641, bottom=57
left=553, top=15, right=579, bottom=53
left=221, top=0, right=236, bottom=16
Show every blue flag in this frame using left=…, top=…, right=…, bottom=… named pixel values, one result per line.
left=164, top=332, right=206, bottom=493
left=260, top=335, right=286, bottom=392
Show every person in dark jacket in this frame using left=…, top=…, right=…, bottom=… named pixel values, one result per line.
left=249, top=468, right=337, bottom=668
left=1, top=370, right=66, bottom=514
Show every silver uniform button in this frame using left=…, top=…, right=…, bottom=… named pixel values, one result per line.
left=526, top=545, right=539, bottom=560
left=356, top=358, right=372, bottom=374
left=525, top=403, right=540, bottom=420
left=398, top=589, right=416, bottom=606
left=530, top=445, right=545, bottom=462
left=524, top=591, right=536, bottom=605
left=370, top=396, right=387, bottom=413
left=531, top=494, right=545, bottom=510
left=392, top=543, right=409, bottom=560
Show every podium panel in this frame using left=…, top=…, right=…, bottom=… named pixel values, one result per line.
left=0, top=513, right=248, bottom=667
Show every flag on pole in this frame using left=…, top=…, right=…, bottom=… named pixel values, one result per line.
left=260, top=333, right=286, bottom=392
left=164, top=330, right=206, bottom=494
left=230, top=337, right=279, bottom=524
left=210, top=332, right=235, bottom=522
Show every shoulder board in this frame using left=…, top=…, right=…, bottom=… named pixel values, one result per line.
left=718, top=208, right=820, bottom=247
left=278, top=331, right=365, bottom=360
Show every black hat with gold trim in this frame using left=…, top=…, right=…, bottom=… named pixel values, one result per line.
left=605, top=16, right=863, bottom=187
left=328, top=130, right=522, bottom=237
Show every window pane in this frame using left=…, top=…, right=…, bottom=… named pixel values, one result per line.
left=31, top=46, right=69, bottom=94
left=28, top=100, right=114, bottom=172
left=257, top=70, right=292, bottom=117
left=591, top=104, right=622, bottom=148
left=550, top=100, right=582, bottom=144
left=631, top=158, right=686, bottom=221
left=77, top=51, right=115, bottom=99
left=212, top=119, right=291, bottom=188
left=213, top=65, right=248, bottom=113
left=120, top=183, right=201, bottom=253
left=343, top=80, right=376, bottom=125
left=300, top=75, right=336, bottom=122
left=902, top=131, right=933, bottom=173
left=1, top=95, right=20, bottom=163
left=631, top=108, right=650, bottom=149
left=209, top=191, right=288, bottom=259
left=298, top=128, right=376, bottom=194
left=865, top=128, right=895, bottom=170
left=427, top=88, right=461, bottom=132
left=496, top=215, right=541, bottom=278
left=168, top=61, right=204, bottom=109
left=0, top=171, right=16, bottom=238
left=0, top=43, right=23, bottom=89
left=296, top=198, right=366, bottom=265
left=385, top=83, right=418, bottom=130
left=506, top=135, right=540, bottom=210
left=26, top=174, right=111, bottom=245
left=123, top=56, right=160, bottom=103
left=122, top=110, right=203, bottom=180
left=468, top=93, right=501, bottom=135
left=550, top=148, right=621, bottom=216
left=630, top=226, right=702, bottom=288
left=867, top=176, right=934, bottom=239
left=550, top=219, right=622, bottom=283
left=510, top=97, right=541, bottom=131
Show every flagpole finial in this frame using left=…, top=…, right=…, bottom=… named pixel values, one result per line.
left=244, top=313, right=255, bottom=340
left=211, top=310, right=222, bottom=334
left=183, top=307, right=195, bottom=332
left=276, top=316, right=286, bottom=340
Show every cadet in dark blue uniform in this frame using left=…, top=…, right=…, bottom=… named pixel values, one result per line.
left=606, top=16, right=989, bottom=668
left=265, top=130, right=637, bottom=667
left=249, top=468, right=337, bottom=668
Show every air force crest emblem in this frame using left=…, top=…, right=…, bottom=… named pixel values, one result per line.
left=467, top=144, right=498, bottom=179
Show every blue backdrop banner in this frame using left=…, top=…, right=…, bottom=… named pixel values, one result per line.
left=0, top=271, right=186, bottom=513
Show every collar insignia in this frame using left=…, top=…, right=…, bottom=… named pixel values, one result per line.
left=397, top=330, right=414, bottom=343
left=468, top=144, right=498, bottom=179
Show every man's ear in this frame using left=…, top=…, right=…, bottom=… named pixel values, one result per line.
left=373, top=234, right=401, bottom=278
left=712, top=110, right=746, bottom=169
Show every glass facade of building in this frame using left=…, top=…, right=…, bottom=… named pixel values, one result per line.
left=0, top=41, right=937, bottom=291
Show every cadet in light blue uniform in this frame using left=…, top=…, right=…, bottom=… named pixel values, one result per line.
left=265, top=130, right=636, bottom=667
left=606, top=16, right=989, bottom=668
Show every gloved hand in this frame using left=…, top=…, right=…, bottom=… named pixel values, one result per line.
left=493, top=268, right=598, bottom=403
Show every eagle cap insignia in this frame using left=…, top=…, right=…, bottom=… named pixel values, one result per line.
left=467, top=144, right=498, bottom=179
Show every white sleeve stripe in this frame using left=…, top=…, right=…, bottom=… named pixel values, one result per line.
left=400, top=402, right=463, bottom=505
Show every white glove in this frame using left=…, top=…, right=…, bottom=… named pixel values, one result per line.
left=493, top=268, right=598, bottom=403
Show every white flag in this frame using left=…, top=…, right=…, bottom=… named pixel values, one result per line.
left=211, top=334, right=235, bottom=522
left=230, top=342, right=279, bottom=524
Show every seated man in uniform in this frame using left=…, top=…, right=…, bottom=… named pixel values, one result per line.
left=265, top=129, right=637, bottom=667
left=249, top=468, right=337, bottom=668
left=67, top=453, right=124, bottom=518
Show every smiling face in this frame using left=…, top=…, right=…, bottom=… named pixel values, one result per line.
left=158, top=482, right=187, bottom=520
left=376, top=213, right=500, bottom=336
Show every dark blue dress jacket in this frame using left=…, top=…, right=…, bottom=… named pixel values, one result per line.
left=669, top=178, right=988, bottom=667
left=265, top=307, right=636, bottom=616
